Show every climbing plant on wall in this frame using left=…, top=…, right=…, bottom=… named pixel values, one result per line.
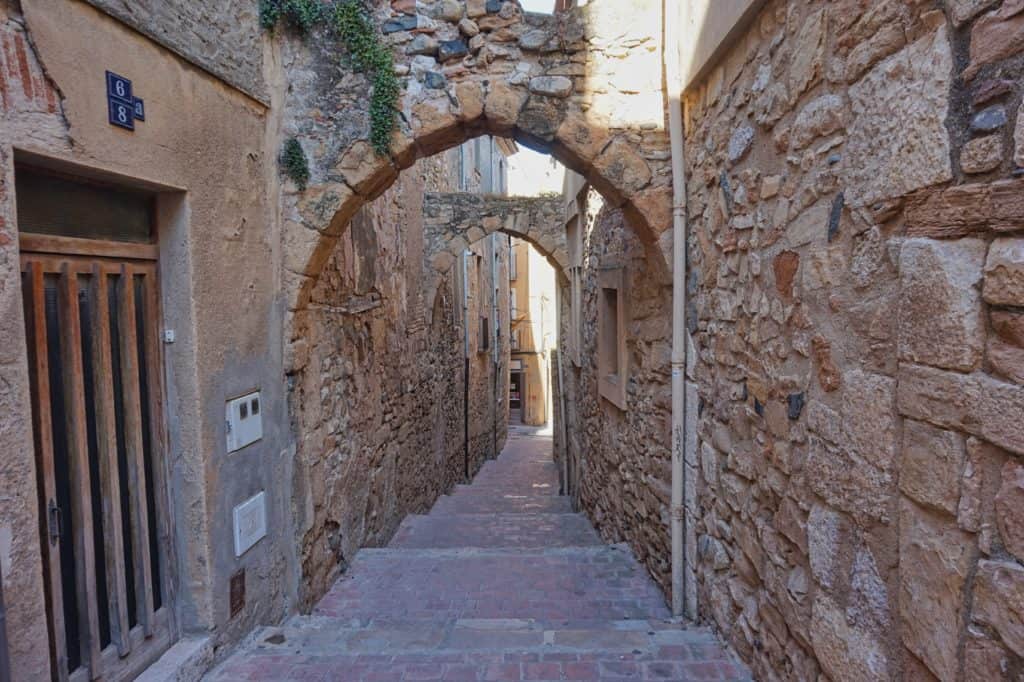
left=282, top=137, right=311, bottom=190
left=262, top=0, right=399, bottom=162
left=260, top=0, right=326, bottom=33
left=331, top=2, right=399, bottom=156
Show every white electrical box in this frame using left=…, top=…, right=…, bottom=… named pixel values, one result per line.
left=226, top=391, right=263, bottom=453
left=233, top=491, right=267, bottom=557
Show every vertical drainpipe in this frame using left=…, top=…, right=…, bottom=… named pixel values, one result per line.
left=463, top=250, right=471, bottom=482
left=666, top=0, right=691, bottom=620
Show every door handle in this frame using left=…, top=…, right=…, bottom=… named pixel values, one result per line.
left=47, top=499, right=62, bottom=544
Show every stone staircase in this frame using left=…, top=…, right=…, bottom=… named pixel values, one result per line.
left=206, top=427, right=749, bottom=681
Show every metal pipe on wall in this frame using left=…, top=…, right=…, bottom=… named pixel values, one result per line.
left=666, top=0, right=691, bottom=620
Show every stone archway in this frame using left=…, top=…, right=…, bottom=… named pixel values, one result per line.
left=422, top=192, right=567, bottom=314
left=278, top=0, right=672, bottom=369
left=424, top=193, right=567, bottom=275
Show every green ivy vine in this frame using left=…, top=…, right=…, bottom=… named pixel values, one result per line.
left=331, top=2, right=399, bottom=156
left=260, top=0, right=326, bottom=34
left=262, top=0, right=399, bottom=160
left=282, top=137, right=311, bottom=190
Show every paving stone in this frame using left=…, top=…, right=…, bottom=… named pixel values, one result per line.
left=206, top=433, right=748, bottom=681
left=392, top=513, right=602, bottom=549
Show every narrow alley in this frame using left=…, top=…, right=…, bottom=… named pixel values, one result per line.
left=7, top=1, right=1024, bottom=680
left=207, top=428, right=748, bottom=681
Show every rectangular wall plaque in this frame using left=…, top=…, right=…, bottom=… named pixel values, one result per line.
left=108, top=98, right=134, bottom=131
left=106, top=70, right=141, bottom=131
left=106, top=70, right=132, bottom=103
left=233, top=491, right=267, bottom=557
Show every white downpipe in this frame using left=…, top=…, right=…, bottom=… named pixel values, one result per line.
left=666, top=0, right=689, bottom=620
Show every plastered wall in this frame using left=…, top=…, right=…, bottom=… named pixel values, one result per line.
left=0, top=1, right=293, bottom=676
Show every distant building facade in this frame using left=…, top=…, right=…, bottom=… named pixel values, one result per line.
left=509, top=238, right=557, bottom=426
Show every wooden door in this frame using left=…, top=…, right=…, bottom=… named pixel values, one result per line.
left=20, top=238, right=175, bottom=682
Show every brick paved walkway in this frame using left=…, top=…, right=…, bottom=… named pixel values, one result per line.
left=206, top=426, right=749, bottom=681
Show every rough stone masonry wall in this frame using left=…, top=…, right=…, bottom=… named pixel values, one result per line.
left=683, top=0, right=1024, bottom=680
left=558, top=188, right=676, bottom=595
left=289, top=152, right=507, bottom=608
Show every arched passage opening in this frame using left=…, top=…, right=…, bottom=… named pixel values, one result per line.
left=277, top=0, right=672, bottom=363
left=277, top=0, right=680, bottom=616
left=286, top=129, right=676, bottom=610
left=421, top=191, right=568, bottom=324
left=282, top=124, right=672, bottom=362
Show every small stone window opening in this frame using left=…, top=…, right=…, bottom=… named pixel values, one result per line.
left=598, top=267, right=627, bottom=410
left=479, top=315, right=490, bottom=352
left=600, top=288, right=618, bottom=374
left=475, top=253, right=490, bottom=354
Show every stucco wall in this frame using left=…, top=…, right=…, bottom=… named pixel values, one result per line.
left=0, top=3, right=68, bottom=678
left=0, top=0, right=293, bottom=677
left=683, top=0, right=1024, bottom=679
left=81, top=0, right=266, bottom=102
left=512, top=238, right=559, bottom=427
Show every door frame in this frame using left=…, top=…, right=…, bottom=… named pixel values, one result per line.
left=16, top=161, right=179, bottom=682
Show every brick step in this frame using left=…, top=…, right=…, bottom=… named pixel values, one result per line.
left=430, top=493, right=573, bottom=515
left=450, top=475, right=557, bottom=485
left=468, top=470, right=561, bottom=484
left=205, top=434, right=751, bottom=682
left=241, top=616, right=725, bottom=655
left=461, top=471, right=560, bottom=483
left=456, top=482, right=560, bottom=494
left=207, top=619, right=749, bottom=681
left=209, top=632, right=749, bottom=681
left=391, top=513, right=602, bottom=549
left=314, top=547, right=671, bottom=622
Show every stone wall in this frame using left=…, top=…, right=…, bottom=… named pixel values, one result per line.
left=682, top=0, right=1024, bottom=679
left=289, top=151, right=510, bottom=608
left=556, top=186, right=676, bottom=594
